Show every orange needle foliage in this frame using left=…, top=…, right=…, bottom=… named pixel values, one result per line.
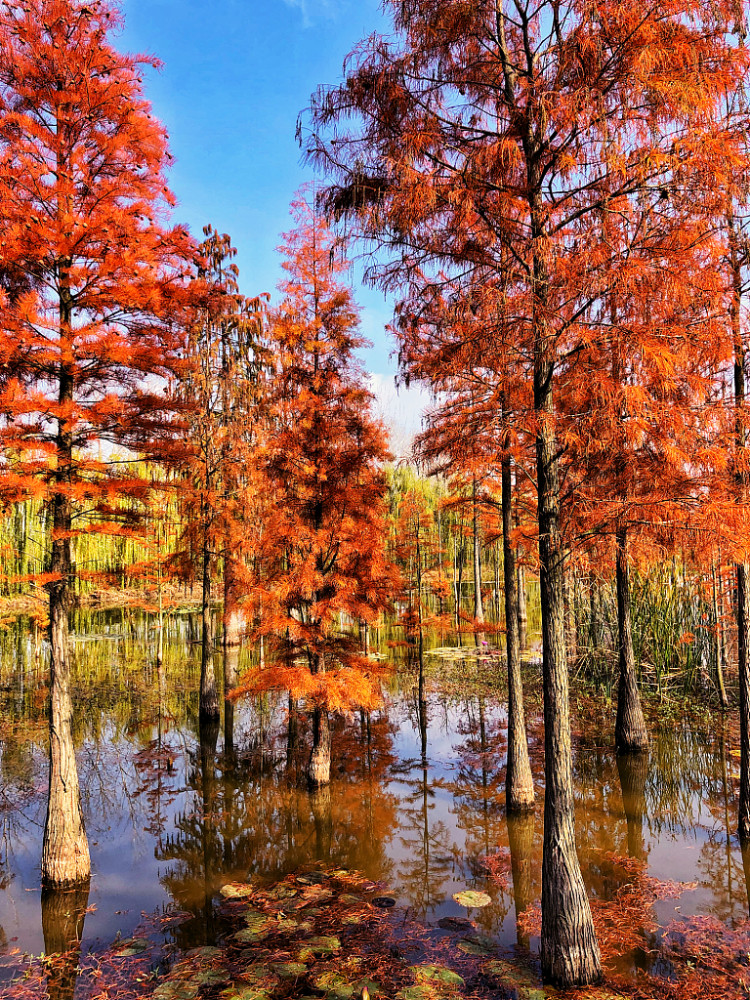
left=0, top=0, right=196, bottom=885
left=234, top=191, right=397, bottom=782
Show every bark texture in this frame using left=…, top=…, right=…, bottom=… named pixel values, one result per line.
left=473, top=479, right=485, bottom=625
left=309, top=705, right=332, bottom=787
left=200, top=533, right=220, bottom=720
left=502, top=444, right=535, bottom=813
left=42, top=363, right=90, bottom=887
left=533, top=202, right=601, bottom=985
left=739, top=562, right=750, bottom=840
left=614, top=528, right=649, bottom=752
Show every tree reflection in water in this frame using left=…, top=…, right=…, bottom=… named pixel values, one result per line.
left=40, top=881, right=90, bottom=1000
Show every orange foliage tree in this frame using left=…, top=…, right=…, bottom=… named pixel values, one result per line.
left=0, top=0, right=196, bottom=885
left=174, top=228, right=267, bottom=721
left=237, top=192, right=396, bottom=787
left=306, top=0, right=746, bottom=984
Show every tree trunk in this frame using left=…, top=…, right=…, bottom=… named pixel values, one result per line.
left=729, top=206, right=749, bottom=841
left=473, top=478, right=485, bottom=625
left=200, top=529, right=220, bottom=720
left=615, top=527, right=649, bottom=751
left=223, top=543, right=245, bottom=649
left=308, top=651, right=331, bottom=786
left=517, top=562, right=528, bottom=651
left=42, top=362, right=90, bottom=887
left=309, top=705, right=331, bottom=787
left=712, top=557, right=729, bottom=709
left=502, top=442, right=535, bottom=813
left=739, top=562, right=750, bottom=840
left=532, top=199, right=601, bottom=986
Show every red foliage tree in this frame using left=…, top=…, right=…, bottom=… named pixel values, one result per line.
left=0, top=0, right=196, bottom=885
left=237, top=192, right=397, bottom=787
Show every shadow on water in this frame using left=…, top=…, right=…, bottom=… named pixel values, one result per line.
left=1, top=610, right=750, bottom=986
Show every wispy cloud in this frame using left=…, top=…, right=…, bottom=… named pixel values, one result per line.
left=281, top=0, right=346, bottom=28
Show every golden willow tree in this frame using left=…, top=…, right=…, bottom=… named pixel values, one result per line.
left=236, top=192, right=397, bottom=787
left=305, top=0, right=745, bottom=985
left=0, top=0, right=196, bottom=885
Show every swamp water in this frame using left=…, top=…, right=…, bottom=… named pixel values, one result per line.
left=0, top=609, right=749, bottom=995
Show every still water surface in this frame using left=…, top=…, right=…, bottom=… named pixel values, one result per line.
left=0, top=609, right=748, bottom=984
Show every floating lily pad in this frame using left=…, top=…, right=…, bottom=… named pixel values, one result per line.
left=313, top=972, right=355, bottom=999
left=221, top=882, right=255, bottom=899
left=291, top=888, right=334, bottom=909
left=452, top=890, right=492, bottom=908
left=297, top=872, right=325, bottom=885
left=191, top=969, right=231, bottom=987
left=354, top=978, right=383, bottom=996
left=482, top=959, right=540, bottom=991
left=266, top=884, right=298, bottom=900
left=234, top=926, right=270, bottom=944
left=270, top=962, right=308, bottom=979
left=244, top=914, right=272, bottom=932
left=298, top=935, right=341, bottom=960
left=457, top=934, right=495, bottom=956
left=154, top=982, right=200, bottom=1000
left=187, top=946, right=223, bottom=961
left=342, top=912, right=365, bottom=925
left=395, top=987, right=436, bottom=1000
left=414, top=965, right=465, bottom=987
left=219, top=990, right=271, bottom=1000
left=339, top=893, right=362, bottom=905
left=115, top=937, right=149, bottom=956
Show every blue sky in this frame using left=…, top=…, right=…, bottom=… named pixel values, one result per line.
left=117, top=0, right=430, bottom=453
left=118, top=0, right=399, bottom=374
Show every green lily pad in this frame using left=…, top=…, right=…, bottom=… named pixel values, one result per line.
left=396, top=987, right=436, bottom=1000
left=188, top=946, right=223, bottom=961
left=342, top=912, right=364, bottom=925
left=191, top=969, right=232, bottom=987
left=270, top=962, right=308, bottom=979
left=234, top=926, right=270, bottom=944
left=457, top=936, right=494, bottom=956
left=482, top=960, right=540, bottom=990
left=354, top=979, right=383, bottom=996
left=244, top=914, right=272, bottom=932
left=313, top=972, right=356, bottom=1000
left=221, top=882, right=255, bottom=899
left=266, top=884, right=298, bottom=900
left=154, top=982, right=200, bottom=1000
left=297, top=872, right=325, bottom=885
left=414, top=965, right=465, bottom=987
left=115, top=937, right=150, bottom=956
left=298, top=935, right=341, bottom=960
left=452, top=890, right=492, bottom=908
left=339, top=893, right=361, bottom=905
left=219, top=990, right=271, bottom=1000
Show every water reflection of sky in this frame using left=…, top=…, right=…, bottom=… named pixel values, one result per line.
left=1, top=617, right=749, bottom=985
